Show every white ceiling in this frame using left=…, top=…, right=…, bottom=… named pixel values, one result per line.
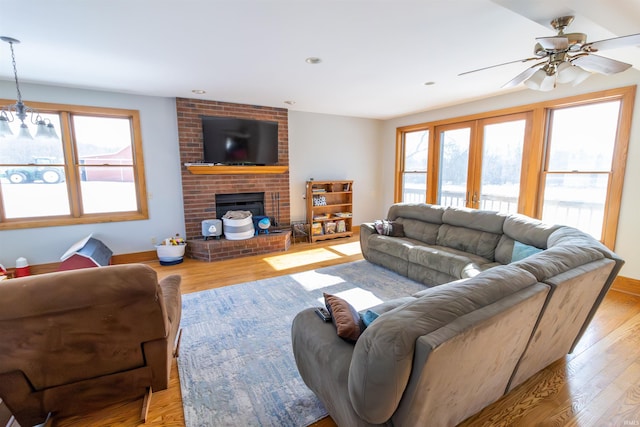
left=1, top=0, right=639, bottom=120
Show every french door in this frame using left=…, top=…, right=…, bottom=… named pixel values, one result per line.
left=435, top=113, right=531, bottom=213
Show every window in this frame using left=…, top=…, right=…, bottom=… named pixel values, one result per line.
left=400, top=114, right=529, bottom=211
left=540, top=101, right=621, bottom=240
left=0, top=100, right=148, bottom=230
left=397, top=129, right=429, bottom=203
left=395, top=86, right=634, bottom=249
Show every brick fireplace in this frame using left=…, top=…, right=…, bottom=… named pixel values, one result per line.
left=176, top=98, right=291, bottom=261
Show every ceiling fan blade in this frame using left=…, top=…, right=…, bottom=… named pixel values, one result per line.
left=458, top=57, right=540, bottom=76
left=502, top=65, right=541, bottom=89
left=536, top=36, right=569, bottom=51
left=584, top=33, right=640, bottom=52
left=572, top=54, right=632, bottom=75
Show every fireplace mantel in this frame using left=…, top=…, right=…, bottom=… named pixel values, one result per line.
left=185, top=164, right=289, bottom=175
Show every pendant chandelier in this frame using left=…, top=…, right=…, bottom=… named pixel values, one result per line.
left=0, top=36, right=58, bottom=139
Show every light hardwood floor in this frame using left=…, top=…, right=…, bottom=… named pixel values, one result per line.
left=55, top=236, right=640, bottom=427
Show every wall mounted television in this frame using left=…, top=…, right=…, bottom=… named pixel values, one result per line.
left=201, top=116, right=279, bottom=166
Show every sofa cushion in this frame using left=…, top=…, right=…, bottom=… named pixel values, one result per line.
left=412, top=278, right=469, bottom=297
left=408, top=245, right=493, bottom=279
left=502, top=213, right=561, bottom=249
left=387, top=203, right=446, bottom=224
left=394, top=218, right=440, bottom=244
left=324, top=293, right=364, bottom=342
left=436, top=224, right=502, bottom=260
left=494, top=234, right=516, bottom=265
left=366, top=296, right=417, bottom=315
left=442, top=207, right=506, bottom=234
left=347, top=264, right=539, bottom=423
left=367, top=235, right=418, bottom=259
left=512, top=245, right=604, bottom=282
left=548, top=225, right=619, bottom=260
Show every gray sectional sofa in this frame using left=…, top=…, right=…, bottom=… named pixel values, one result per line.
left=291, top=203, right=623, bottom=427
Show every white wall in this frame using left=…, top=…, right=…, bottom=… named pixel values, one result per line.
left=3, top=75, right=637, bottom=280
left=288, top=111, right=383, bottom=226
left=0, top=86, right=384, bottom=268
left=381, top=72, right=640, bottom=279
left=0, top=81, right=185, bottom=268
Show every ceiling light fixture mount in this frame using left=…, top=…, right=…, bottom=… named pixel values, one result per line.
left=0, top=36, right=57, bottom=139
left=305, top=57, right=321, bottom=64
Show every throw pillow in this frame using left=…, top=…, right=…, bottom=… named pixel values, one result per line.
left=362, top=309, right=379, bottom=327
left=511, top=241, right=543, bottom=262
left=324, top=292, right=364, bottom=342
left=373, top=219, right=404, bottom=237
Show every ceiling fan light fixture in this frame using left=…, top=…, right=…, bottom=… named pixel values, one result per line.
left=461, top=15, right=638, bottom=92
left=523, top=68, right=548, bottom=90
left=539, top=75, right=556, bottom=91
left=524, top=68, right=555, bottom=91
left=556, top=62, right=590, bottom=85
left=570, top=66, right=591, bottom=86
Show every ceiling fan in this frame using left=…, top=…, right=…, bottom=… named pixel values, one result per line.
left=460, top=16, right=640, bottom=91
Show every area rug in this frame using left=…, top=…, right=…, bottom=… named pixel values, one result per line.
left=177, top=260, right=426, bottom=427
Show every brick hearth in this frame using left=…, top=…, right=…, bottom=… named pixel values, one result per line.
left=176, top=98, right=291, bottom=261
left=187, top=230, right=291, bottom=262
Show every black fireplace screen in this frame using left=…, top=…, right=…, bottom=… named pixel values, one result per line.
left=215, top=192, right=265, bottom=219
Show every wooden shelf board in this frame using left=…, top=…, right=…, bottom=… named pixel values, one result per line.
left=312, top=231, right=353, bottom=241
left=312, top=204, right=352, bottom=209
left=312, top=216, right=352, bottom=222
left=185, top=164, right=288, bottom=175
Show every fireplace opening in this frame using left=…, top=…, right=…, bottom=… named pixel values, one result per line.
left=216, top=192, right=265, bottom=219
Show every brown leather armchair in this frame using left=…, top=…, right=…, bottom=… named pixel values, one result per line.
left=0, top=263, right=182, bottom=426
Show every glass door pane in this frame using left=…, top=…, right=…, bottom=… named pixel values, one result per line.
left=478, top=119, right=525, bottom=213
left=437, top=127, right=470, bottom=207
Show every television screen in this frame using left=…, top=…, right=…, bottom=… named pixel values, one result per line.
left=201, top=116, right=279, bottom=165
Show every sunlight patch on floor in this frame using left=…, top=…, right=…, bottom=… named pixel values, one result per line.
left=316, top=288, right=383, bottom=312
left=264, top=248, right=341, bottom=271
left=291, top=270, right=346, bottom=291
left=329, top=241, right=362, bottom=256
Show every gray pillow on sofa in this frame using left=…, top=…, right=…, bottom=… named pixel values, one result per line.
left=511, top=241, right=543, bottom=262
left=374, top=220, right=404, bottom=237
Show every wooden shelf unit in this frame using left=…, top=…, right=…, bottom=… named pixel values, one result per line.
left=306, top=180, right=353, bottom=243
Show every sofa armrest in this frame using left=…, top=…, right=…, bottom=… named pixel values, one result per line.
left=359, top=223, right=376, bottom=259
left=292, top=308, right=359, bottom=426
left=146, top=274, right=182, bottom=391
left=159, top=274, right=182, bottom=334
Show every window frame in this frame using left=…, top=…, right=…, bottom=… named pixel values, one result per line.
left=395, top=86, right=635, bottom=249
left=396, top=127, right=431, bottom=204
left=0, top=99, right=148, bottom=230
